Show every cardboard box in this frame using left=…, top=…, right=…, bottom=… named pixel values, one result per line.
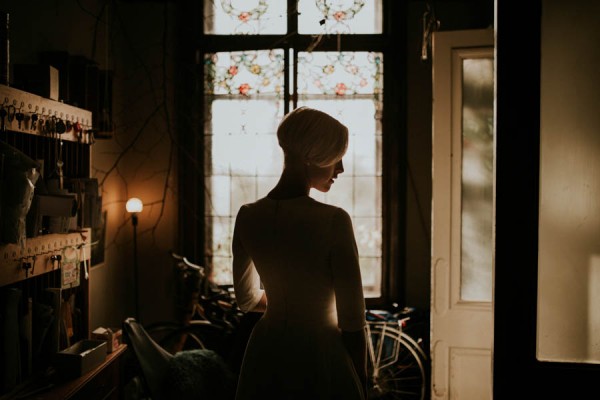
left=92, top=327, right=123, bottom=353
left=53, top=340, right=107, bottom=379
left=26, top=193, right=78, bottom=235
left=13, top=64, right=59, bottom=100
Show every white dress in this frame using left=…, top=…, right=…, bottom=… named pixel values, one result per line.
left=233, top=195, right=366, bottom=400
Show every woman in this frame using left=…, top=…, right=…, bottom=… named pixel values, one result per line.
left=233, top=107, right=368, bottom=399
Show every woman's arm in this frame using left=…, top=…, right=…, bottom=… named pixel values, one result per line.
left=331, top=208, right=368, bottom=397
left=232, top=206, right=265, bottom=313
left=342, top=327, right=368, bottom=398
left=249, top=291, right=267, bottom=313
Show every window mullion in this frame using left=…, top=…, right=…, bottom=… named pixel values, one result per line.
left=284, top=49, right=290, bottom=114
left=288, top=0, right=298, bottom=35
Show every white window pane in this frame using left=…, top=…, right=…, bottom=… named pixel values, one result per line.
left=354, top=176, right=378, bottom=217
left=257, top=176, right=280, bottom=198
left=211, top=99, right=281, bottom=133
left=208, top=176, right=231, bottom=216
left=212, top=256, right=233, bottom=285
left=355, top=217, right=382, bottom=258
left=231, top=176, right=257, bottom=214
left=205, top=135, right=223, bottom=175
left=229, top=134, right=258, bottom=176
left=326, top=176, right=354, bottom=215
left=255, top=133, right=284, bottom=175
left=212, top=217, right=232, bottom=257
left=360, top=257, right=382, bottom=298
left=353, top=134, right=376, bottom=176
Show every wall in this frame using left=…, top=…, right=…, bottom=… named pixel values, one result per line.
left=2, top=0, right=494, bottom=331
left=4, top=0, right=179, bottom=330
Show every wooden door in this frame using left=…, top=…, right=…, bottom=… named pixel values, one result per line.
left=430, top=29, right=494, bottom=400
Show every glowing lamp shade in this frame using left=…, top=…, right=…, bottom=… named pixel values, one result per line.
left=126, top=197, right=144, bottom=213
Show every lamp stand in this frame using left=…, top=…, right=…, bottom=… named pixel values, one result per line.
left=132, top=213, right=139, bottom=322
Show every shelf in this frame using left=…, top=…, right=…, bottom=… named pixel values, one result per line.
left=0, top=344, right=128, bottom=400
left=0, top=228, right=91, bottom=287
left=0, top=85, right=93, bottom=143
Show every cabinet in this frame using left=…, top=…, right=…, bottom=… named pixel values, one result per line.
left=0, top=84, right=122, bottom=399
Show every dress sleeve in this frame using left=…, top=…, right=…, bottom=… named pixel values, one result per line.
left=331, top=208, right=366, bottom=332
left=232, top=205, right=265, bottom=313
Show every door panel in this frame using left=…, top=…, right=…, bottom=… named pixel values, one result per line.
left=431, top=29, right=494, bottom=400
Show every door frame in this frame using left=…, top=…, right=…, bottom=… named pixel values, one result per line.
left=494, top=1, right=600, bottom=397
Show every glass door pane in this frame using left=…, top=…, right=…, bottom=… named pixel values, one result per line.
left=460, top=57, right=494, bottom=302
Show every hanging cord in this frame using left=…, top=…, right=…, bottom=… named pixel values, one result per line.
left=421, top=2, right=440, bottom=62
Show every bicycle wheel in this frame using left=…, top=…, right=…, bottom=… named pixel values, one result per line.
left=367, top=323, right=426, bottom=400
left=145, top=321, right=224, bottom=355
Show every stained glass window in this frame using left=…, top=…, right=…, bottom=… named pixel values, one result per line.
left=204, top=0, right=286, bottom=35
left=205, top=50, right=285, bottom=96
left=298, top=0, right=382, bottom=34
left=296, top=51, right=383, bottom=95
left=202, top=1, right=387, bottom=298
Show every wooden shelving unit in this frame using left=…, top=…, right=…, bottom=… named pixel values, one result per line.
left=0, top=84, right=92, bottom=142
left=0, top=84, right=122, bottom=400
left=0, top=228, right=91, bottom=287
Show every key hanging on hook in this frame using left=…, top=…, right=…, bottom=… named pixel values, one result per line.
left=22, top=260, right=32, bottom=277
left=15, top=109, right=24, bottom=129
left=30, top=112, right=38, bottom=131
left=0, top=106, right=6, bottom=132
left=50, top=254, right=62, bottom=270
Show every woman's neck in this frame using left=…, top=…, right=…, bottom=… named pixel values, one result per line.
left=267, top=163, right=310, bottom=199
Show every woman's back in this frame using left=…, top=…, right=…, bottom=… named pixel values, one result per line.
left=233, top=195, right=366, bottom=399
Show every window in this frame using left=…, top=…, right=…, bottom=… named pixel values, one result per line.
left=200, top=0, right=400, bottom=302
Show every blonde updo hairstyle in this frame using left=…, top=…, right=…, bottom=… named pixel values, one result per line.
left=277, top=107, right=349, bottom=167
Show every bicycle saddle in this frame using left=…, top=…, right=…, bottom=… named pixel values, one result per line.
left=123, top=317, right=173, bottom=400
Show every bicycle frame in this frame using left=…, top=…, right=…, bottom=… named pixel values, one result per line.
left=366, top=319, right=427, bottom=400
left=367, top=321, right=406, bottom=377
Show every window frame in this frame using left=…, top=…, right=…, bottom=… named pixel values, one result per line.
left=188, top=0, right=406, bottom=308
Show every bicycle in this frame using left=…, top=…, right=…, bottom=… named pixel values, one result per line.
left=142, top=251, right=258, bottom=372
left=122, top=252, right=255, bottom=399
left=366, top=308, right=429, bottom=400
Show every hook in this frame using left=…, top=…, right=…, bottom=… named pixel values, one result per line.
left=421, top=2, right=440, bottom=62
left=21, top=255, right=35, bottom=277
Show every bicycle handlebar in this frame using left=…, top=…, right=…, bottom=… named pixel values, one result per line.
left=169, top=250, right=203, bottom=272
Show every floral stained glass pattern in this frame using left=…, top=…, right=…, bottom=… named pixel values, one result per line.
left=204, top=0, right=286, bottom=35
left=205, top=50, right=285, bottom=96
left=298, top=0, right=382, bottom=34
left=297, top=52, right=383, bottom=96
left=204, top=49, right=384, bottom=296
